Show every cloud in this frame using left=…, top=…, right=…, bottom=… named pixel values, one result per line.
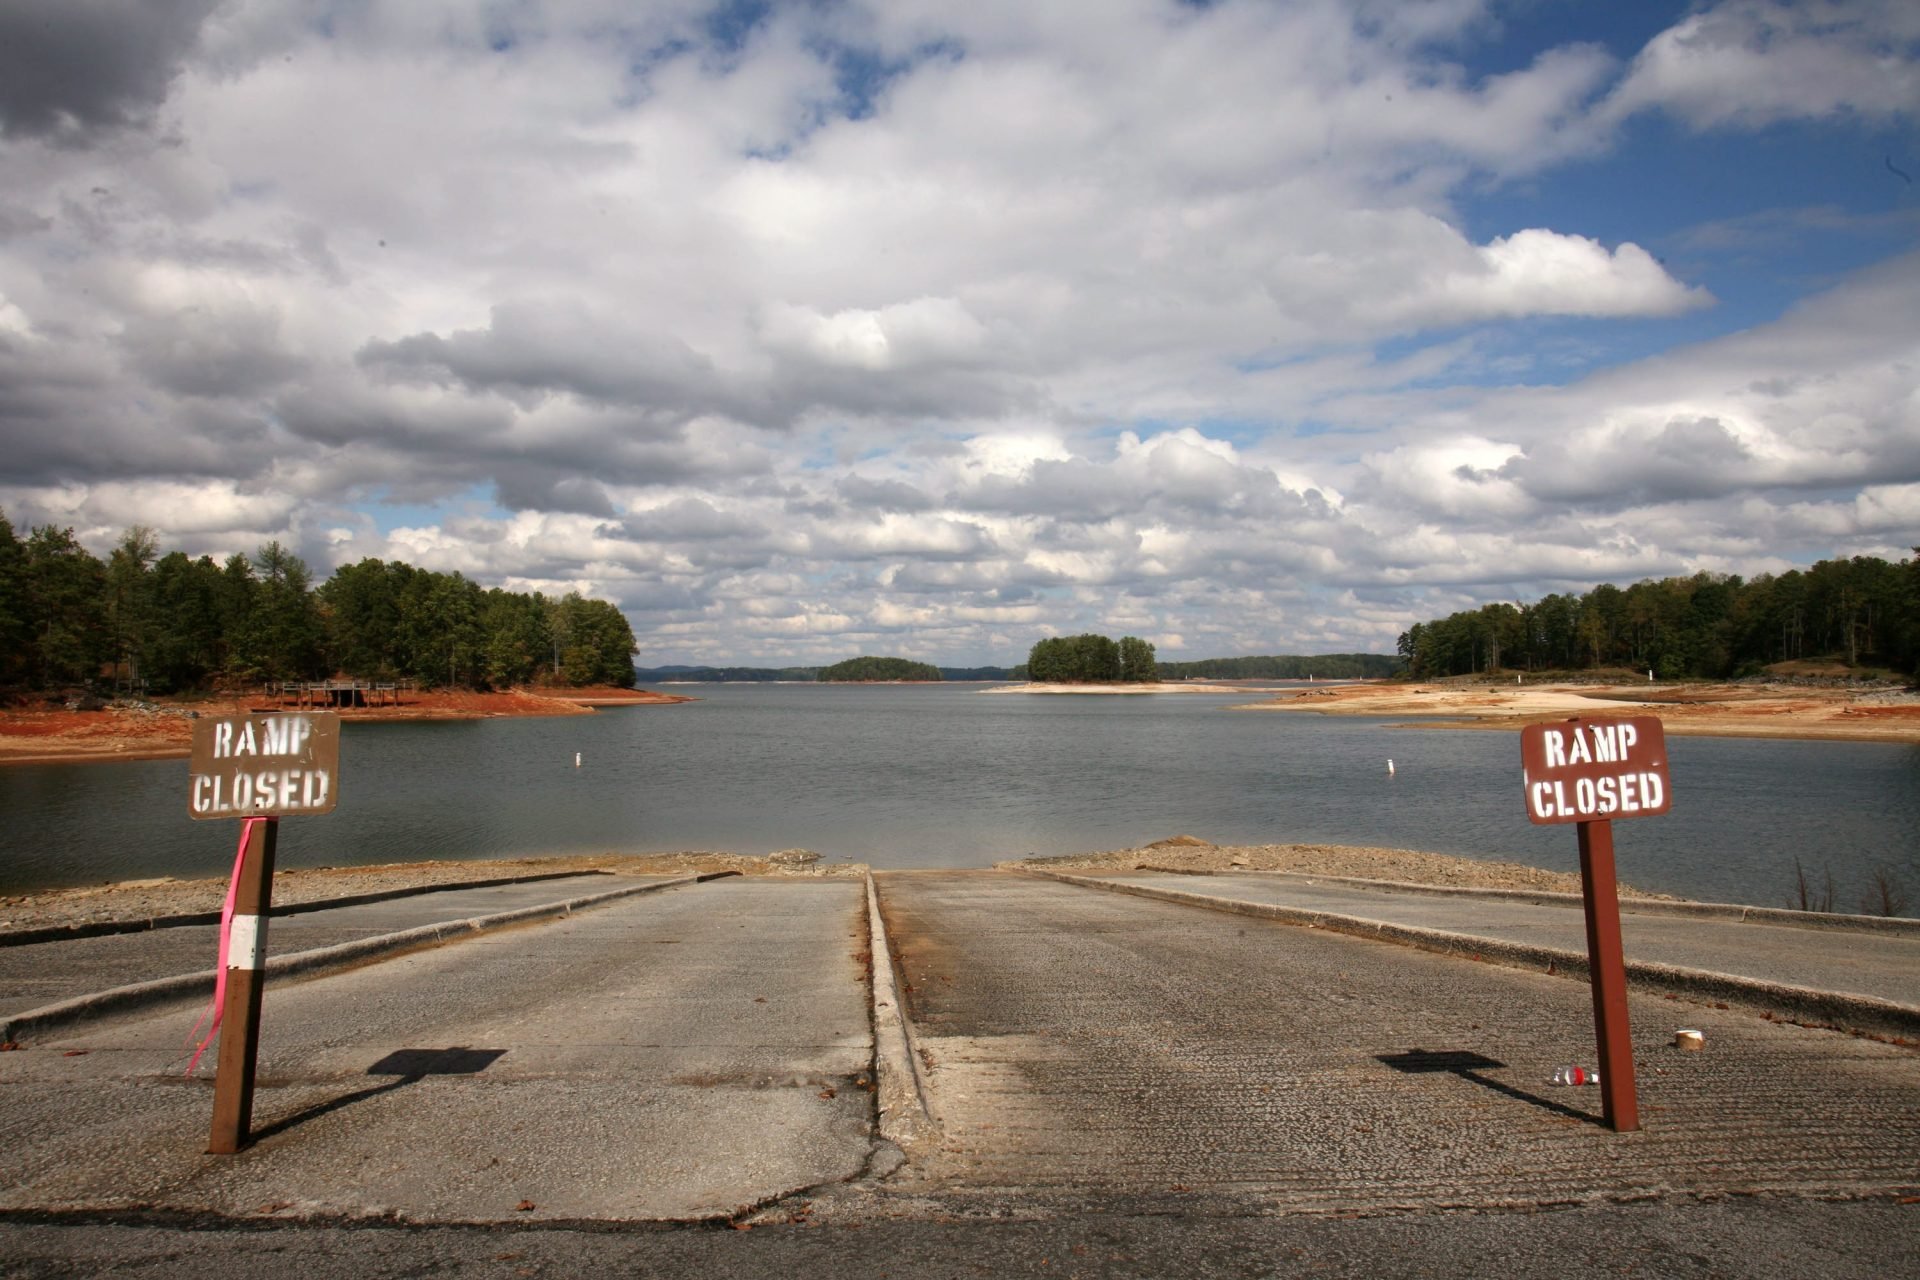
left=357, top=300, right=729, bottom=414
left=1437, top=230, right=1711, bottom=319
left=0, top=0, right=220, bottom=141
left=1603, top=0, right=1920, bottom=129
left=1, top=1, right=1916, bottom=663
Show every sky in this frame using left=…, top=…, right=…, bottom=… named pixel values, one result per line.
left=1, top=0, right=1917, bottom=667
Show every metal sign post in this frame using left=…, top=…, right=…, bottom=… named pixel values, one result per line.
left=1519, top=715, right=1673, bottom=1134
left=189, top=711, right=341, bottom=1153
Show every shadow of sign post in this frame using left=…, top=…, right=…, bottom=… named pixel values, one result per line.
left=250, top=1048, right=508, bottom=1144
left=1376, top=1049, right=1600, bottom=1126
left=1519, top=714, right=1673, bottom=1134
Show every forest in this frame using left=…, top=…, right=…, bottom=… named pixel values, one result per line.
left=1026, top=634, right=1158, bottom=683
left=0, top=513, right=637, bottom=694
left=817, top=656, right=944, bottom=682
left=1157, top=653, right=1398, bottom=680
left=1396, top=554, right=1920, bottom=680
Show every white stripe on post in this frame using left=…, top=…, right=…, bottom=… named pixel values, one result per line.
left=228, top=914, right=267, bottom=970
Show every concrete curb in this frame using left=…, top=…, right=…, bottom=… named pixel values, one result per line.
left=0, top=870, right=616, bottom=949
left=1207, top=869, right=1920, bottom=937
left=1028, top=869, right=1920, bottom=1039
left=865, top=873, right=938, bottom=1148
left=0, top=875, right=701, bottom=1046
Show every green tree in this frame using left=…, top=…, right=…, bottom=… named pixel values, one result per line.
left=22, top=525, right=108, bottom=687
left=320, top=558, right=408, bottom=678
left=481, top=588, right=551, bottom=687
left=248, top=542, right=325, bottom=682
left=392, top=569, right=484, bottom=687
left=0, top=510, right=28, bottom=686
left=1026, top=633, right=1122, bottom=682
left=104, top=526, right=158, bottom=691
left=215, top=553, right=261, bottom=682
left=1118, top=635, right=1157, bottom=682
left=145, top=553, right=226, bottom=692
left=550, top=593, right=636, bottom=687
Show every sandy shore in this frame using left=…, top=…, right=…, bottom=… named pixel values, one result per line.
left=0, top=685, right=695, bottom=767
left=1005, top=834, right=1673, bottom=899
left=1232, top=679, right=1920, bottom=743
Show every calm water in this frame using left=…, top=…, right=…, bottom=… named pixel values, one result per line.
left=2, top=684, right=1916, bottom=911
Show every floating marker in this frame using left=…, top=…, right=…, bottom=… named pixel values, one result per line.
left=574, top=752, right=581, bottom=768
left=1387, top=758, right=1396, bottom=776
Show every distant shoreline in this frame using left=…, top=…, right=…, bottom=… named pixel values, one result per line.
left=982, top=680, right=1258, bottom=695
left=1232, top=679, right=1920, bottom=744
left=0, top=686, right=694, bottom=767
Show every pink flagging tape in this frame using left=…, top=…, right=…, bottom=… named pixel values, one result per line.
left=183, top=817, right=260, bottom=1076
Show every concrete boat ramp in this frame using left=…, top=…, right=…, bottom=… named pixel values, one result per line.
left=0, top=868, right=1915, bottom=1275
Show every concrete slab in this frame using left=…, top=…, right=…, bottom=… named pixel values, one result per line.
left=874, top=871, right=1920, bottom=1215
left=0, top=875, right=679, bottom=1019
left=0, top=879, right=875, bottom=1222
left=1101, top=871, right=1920, bottom=1008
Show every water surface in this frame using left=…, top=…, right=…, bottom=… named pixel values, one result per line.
left=2, top=684, right=1915, bottom=912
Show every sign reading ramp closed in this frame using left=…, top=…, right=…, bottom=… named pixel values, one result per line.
left=1519, top=714, right=1671, bottom=826
left=188, top=712, right=341, bottom=819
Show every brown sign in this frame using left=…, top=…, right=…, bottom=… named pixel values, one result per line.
left=1519, top=715, right=1671, bottom=826
left=189, top=712, right=341, bottom=819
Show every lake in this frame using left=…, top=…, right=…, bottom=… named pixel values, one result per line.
left=2, top=683, right=1916, bottom=913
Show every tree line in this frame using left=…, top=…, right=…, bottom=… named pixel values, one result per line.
left=0, top=512, right=637, bottom=694
left=1397, top=554, right=1920, bottom=680
left=1026, top=634, right=1158, bottom=683
left=1156, top=653, right=1398, bottom=680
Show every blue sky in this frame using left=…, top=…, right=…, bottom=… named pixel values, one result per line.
left=1, top=0, right=1917, bottom=664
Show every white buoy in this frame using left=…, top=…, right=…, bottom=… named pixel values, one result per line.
left=1387, top=758, right=1396, bottom=777
left=574, top=752, right=582, bottom=768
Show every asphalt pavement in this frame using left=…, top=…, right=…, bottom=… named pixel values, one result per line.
left=4, top=1196, right=1918, bottom=1279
